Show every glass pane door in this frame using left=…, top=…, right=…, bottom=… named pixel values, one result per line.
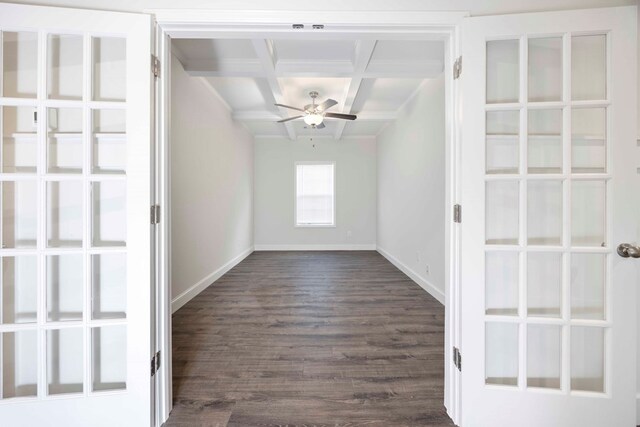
left=0, top=4, right=151, bottom=426
left=483, top=32, right=610, bottom=393
left=1, top=29, right=128, bottom=397
left=461, top=7, right=636, bottom=427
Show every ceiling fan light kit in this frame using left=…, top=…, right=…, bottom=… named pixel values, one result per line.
left=303, top=113, right=323, bottom=126
left=275, top=91, right=357, bottom=129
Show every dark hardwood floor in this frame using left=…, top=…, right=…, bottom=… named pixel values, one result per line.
left=166, top=251, right=453, bottom=427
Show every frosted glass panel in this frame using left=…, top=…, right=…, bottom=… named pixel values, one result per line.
left=571, top=253, right=605, bottom=320
left=572, top=35, right=606, bottom=101
left=527, top=180, right=562, bottom=246
left=92, top=109, right=126, bottom=174
left=1, top=106, right=37, bottom=173
left=2, top=31, right=38, bottom=98
left=92, top=181, right=126, bottom=247
left=572, top=108, right=606, bottom=173
left=92, top=37, right=126, bottom=102
left=528, top=37, right=562, bottom=102
left=486, top=110, right=519, bottom=174
left=486, top=181, right=519, bottom=245
left=486, top=322, right=519, bottom=386
left=47, top=328, right=83, bottom=395
left=47, top=107, right=83, bottom=174
left=571, top=326, right=604, bottom=392
left=528, top=109, right=562, bottom=174
left=485, top=252, right=519, bottom=316
left=92, top=325, right=126, bottom=391
left=47, top=181, right=83, bottom=248
left=46, top=254, right=83, bottom=322
left=527, top=324, right=561, bottom=389
left=571, top=180, right=606, bottom=247
left=2, top=181, right=37, bottom=248
left=527, top=252, right=562, bottom=318
left=2, top=256, right=37, bottom=324
left=47, top=34, right=83, bottom=100
left=92, top=253, right=126, bottom=320
left=486, top=40, right=519, bottom=104
left=2, top=330, right=37, bottom=399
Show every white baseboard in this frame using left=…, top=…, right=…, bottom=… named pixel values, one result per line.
left=171, top=246, right=254, bottom=313
left=377, top=246, right=445, bottom=305
left=254, top=244, right=376, bottom=251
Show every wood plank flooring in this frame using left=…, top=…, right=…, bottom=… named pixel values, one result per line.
left=166, top=251, right=453, bottom=427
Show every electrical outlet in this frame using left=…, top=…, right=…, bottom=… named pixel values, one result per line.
left=347, top=230, right=352, bottom=238
left=416, top=252, right=421, bottom=262
left=425, top=264, right=430, bottom=275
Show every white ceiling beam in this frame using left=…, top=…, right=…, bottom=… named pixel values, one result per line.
left=182, top=59, right=443, bottom=79
left=234, top=110, right=396, bottom=122
left=334, top=40, right=377, bottom=140
left=251, top=39, right=296, bottom=140
left=182, top=59, right=264, bottom=78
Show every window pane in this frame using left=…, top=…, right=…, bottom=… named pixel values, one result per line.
left=47, top=34, right=83, bottom=100
left=486, top=40, right=519, bottom=104
left=2, top=330, right=38, bottom=399
left=572, top=35, right=606, bottom=101
left=296, top=164, right=335, bottom=226
left=528, top=37, right=562, bottom=102
left=2, top=31, right=38, bottom=99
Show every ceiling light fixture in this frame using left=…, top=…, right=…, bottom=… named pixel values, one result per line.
left=303, top=112, right=323, bottom=126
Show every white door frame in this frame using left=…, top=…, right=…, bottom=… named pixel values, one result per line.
left=151, top=10, right=466, bottom=426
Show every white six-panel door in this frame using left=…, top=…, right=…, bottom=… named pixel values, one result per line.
left=460, top=6, right=637, bottom=427
left=0, top=3, right=152, bottom=426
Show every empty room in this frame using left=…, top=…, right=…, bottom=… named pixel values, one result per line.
left=168, top=34, right=449, bottom=425
left=0, top=1, right=638, bottom=427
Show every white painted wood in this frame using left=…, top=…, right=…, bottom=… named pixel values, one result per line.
left=460, top=6, right=636, bottom=426
left=154, top=24, right=172, bottom=427
left=171, top=246, right=254, bottom=313
left=377, top=246, right=445, bottom=304
left=254, top=244, right=376, bottom=251
left=251, top=39, right=296, bottom=140
left=169, top=31, right=445, bottom=139
left=0, top=3, right=151, bottom=426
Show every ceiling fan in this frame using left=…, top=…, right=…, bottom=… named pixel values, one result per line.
left=275, top=91, right=357, bottom=129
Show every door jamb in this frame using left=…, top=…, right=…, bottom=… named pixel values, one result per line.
left=151, top=10, right=467, bottom=426
left=154, top=23, right=172, bottom=427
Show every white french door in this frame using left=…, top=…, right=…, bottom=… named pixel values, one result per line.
left=460, top=6, right=636, bottom=427
left=0, top=3, right=152, bottom=426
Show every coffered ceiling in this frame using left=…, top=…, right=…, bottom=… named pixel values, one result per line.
left=172, top=37, right=445, bottom=139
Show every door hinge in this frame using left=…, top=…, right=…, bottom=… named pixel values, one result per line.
left=453, top=204, right=462, bottom=223
left=453, top=56, right=462, bottom=79
left=151, top=204, right=160, bottom=224
left=453, top=346, right=462, bottom=371
left=152, top=55, right=160, bottom=78
left=151, top=351, right=161, bottom=376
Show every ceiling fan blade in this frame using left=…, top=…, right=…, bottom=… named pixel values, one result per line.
left=277, top=115, right=303, bottom=123
left=315, top=122, right=326, bottom=129
left=274, top=103, right=305, bottom=112
left=316, top=98, right=338, bottom=112
left=324, top=112, right=357, bottom=121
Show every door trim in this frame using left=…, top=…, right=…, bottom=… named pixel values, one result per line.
left=151, top=10, right=466, bottom=426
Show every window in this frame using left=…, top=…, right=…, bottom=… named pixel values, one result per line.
left=295, top=162, right=335, bottom=227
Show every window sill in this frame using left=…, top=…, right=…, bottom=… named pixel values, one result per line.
left=295, top=224, right=336, bottom=228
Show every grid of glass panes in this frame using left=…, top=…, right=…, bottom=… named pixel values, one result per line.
left=0, top=30, right=127, bottom=400
left=484, top=34, right=609, bottom=393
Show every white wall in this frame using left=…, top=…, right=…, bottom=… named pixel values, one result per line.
left=170, top=53, right=254, bottom=311
left=376, top=74, right=446, bottom=304
left=3, top=0, right=635, bottom=17
left=253, top=136, right=376, bottom=250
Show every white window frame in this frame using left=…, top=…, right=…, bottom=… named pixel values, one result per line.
left=294, top=161, right=336, bottom=228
